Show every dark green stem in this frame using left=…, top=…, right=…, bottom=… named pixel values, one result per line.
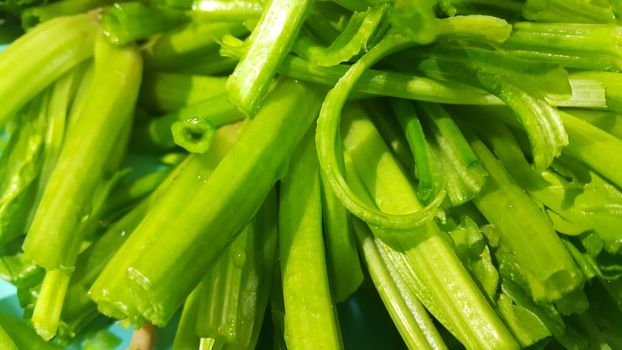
left=0, top=323, right=18, bottom=350
left=172, top=285, right=201, bottom=350
left=390, top=99, right=435, bottom=203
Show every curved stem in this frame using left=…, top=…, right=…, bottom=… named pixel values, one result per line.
left=316, top=33, right=446, bottom=230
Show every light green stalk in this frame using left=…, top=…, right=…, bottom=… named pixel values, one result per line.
left=279, top=132, right=343, bottom=350
left=226, top=0, right=315, bottom=115
left=341, top=104, right=518, bottom=350
left=0, top=12, right=98, bottom=128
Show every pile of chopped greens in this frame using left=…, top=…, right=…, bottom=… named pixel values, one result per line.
left=1, top=0, right=622, bottom=349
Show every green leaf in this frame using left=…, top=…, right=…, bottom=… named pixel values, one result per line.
left=497, top=293, right=552, bottom=347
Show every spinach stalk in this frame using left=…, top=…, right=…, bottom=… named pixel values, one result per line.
left=90, top=123, right=245, bottom=324
left=92, top=79, right=324, bottom=326
left=316, top=32, right=446, bottom=230
left=0, top=12, right=98, bottom=128
left=0, top=323, right=17, bottom=350
left=341, top=104, right=518, bottom=349
left=279, top=132, right=343, bottom=350
left=24, top=36, right=142, bottom=339
left=195, top=190, right=278, bottom=348
left=464, top=128, right=584, bottom=303
left=226, top=0, right=314, bottom=115
left=24, top=37, right=142, bottom=270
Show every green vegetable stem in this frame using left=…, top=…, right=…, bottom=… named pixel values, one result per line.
left=341, top=104, right=518, bottom=349
left=23, top=36, right=142, bottom=339
left=91, top=79, right=323, bottom=327
left=195, top=190, right=278, bottom=348
left=0, top=12, right=98, bottom=128
left=226, top=0, right=314, bottom=115
left=279, top=131, right=343, bottom=350
left=24, top=36, right=142, bottom=271
left=1, top=1, right=622, bottom=348
left=90, top=123, right=245, bottom=324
